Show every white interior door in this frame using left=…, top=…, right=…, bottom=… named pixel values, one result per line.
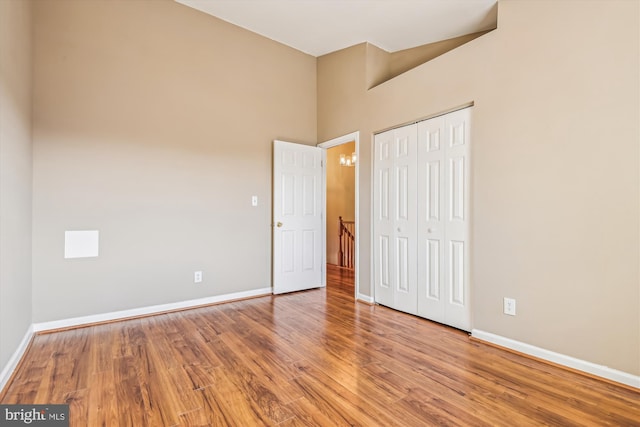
left=273, top=140, right=323, bottom=294
left=373, top=126, right=418, bottom=315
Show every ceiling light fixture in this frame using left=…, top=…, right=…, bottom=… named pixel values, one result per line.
left=340, top=152, right=356, bottom=167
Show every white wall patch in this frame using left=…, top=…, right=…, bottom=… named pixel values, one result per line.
left=64, top=230, right=99, bottom=259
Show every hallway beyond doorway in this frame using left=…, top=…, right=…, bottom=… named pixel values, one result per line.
left=326, top=264, right=354, bottom=294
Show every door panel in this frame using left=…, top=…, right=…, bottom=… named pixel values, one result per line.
left=449, top=157, right=465, bottom=222
left=418, top=116, right=445, bottom=322
left=426, top=239, right=440, bottom=299
left=392, top=125, right=418, bottom=314
left=374, top=127, right=417, bottom=314
left=426, top=161, right=440, bottom=221
left=443, top=109, right=471, bottom=330
left=379, top=235, right=391, bottom=288
left=449, top=240, right=465, bottom=306
left=302, top=230, right=316, bottom=270
left=374, top=130, right=395, bottom=307
left=273, top=140, right=323, bottom=294
left=380, top=169, right=390, bottom=220
left=282, top=231, right=295, bottom=273
left=282, top=174, right=295, bottom=215
left=305, top=175, right=318, bottom=216
left=397, top=165, right=409, bottom=221
left=397, top=236, right=409, bottom=291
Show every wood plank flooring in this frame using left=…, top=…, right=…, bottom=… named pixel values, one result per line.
left=326, top=263, right=354, bottom=291
left=2, top=266, right=638, bottom=426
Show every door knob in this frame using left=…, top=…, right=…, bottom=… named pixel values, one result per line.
left=428, top=228, right=434, bottom=233
left=276, top=222, right=283, bottom=228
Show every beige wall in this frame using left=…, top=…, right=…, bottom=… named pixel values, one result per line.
left=31, top=0, right=317, bottom=322
left=318, top=43, right=374, bottom=294
left=0, top=0, right=33, bottom=372
left=318, top=0, right=639, bottom=375
left=326, top=142, right=355, bottom=265
left=381, top=31, right=492, bottom=88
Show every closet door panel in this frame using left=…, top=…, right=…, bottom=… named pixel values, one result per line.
left=417, top=117, right=445, bottom=322
left=374, top=129, right=395, bottom=307
left=392, top=125, right=418, bottom=315
left=443, top=108, right=471, bottom=331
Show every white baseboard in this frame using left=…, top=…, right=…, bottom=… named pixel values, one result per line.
left=472, top=329, right=639, bottom=389
left=0, top=324, right=34, bottom=393
left=33, top=287, right=272, bottom=333
left=357, top=293, right=374, bottom=304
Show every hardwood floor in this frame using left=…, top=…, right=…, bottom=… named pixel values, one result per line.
left=326, top=263, right=354, bottom=292
left=1, top=273, right=638, bottom=426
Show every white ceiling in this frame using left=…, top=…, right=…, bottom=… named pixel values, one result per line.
left=176, top=0, right=498, bottom=57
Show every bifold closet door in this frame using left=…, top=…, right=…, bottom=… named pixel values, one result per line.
left=373, top=125, right=418, bottom=315
left=374, top=107, right=471, bottom=331
left=417, top=108, right=471, bottom=331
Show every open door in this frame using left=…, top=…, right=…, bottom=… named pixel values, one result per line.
left=273, top=140, right=323, bottom=294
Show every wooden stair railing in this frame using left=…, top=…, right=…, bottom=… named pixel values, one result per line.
left=338, top=216, right=355, bottom=269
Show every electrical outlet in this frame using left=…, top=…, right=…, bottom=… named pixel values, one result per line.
left=194, top=271, right=203, bottom=283
left=503, top=297, right=516, bottom=316
left=252, top=196, right=258, bottom=206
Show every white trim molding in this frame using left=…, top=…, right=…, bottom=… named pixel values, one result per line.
left=472, top=329, right=640, bottom=389
left=33, top=288, right=272, bottom=333
left=318, top=131, right=361, bottom=302
left=318, top=131, right=359, bottom=149
left=357, top=293, right=374, bottom=304
left=0, top=324, right=34, bottom=393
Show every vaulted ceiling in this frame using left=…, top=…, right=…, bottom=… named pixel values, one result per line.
left=176, top=0, right=498, bottom=57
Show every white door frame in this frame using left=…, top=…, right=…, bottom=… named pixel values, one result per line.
left=318, top=131, right=360, bottom=300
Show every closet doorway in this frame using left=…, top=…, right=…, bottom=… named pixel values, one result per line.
left=373, top=107, right=471, bottom=331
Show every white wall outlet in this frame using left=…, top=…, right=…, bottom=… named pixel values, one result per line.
left=194, top=271, right=203, bottom=283
left=503, top=297, right=516, bottom=316
left=251, top=196, right=258, bottom=206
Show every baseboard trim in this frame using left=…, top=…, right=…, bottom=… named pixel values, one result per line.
left=0, top=325, right=34, bottom=396
left=357, top=293, right=374, bottom=304
left=33, top=287, right=273, bottom=333
left=471, top=329, right=639, bottom=389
